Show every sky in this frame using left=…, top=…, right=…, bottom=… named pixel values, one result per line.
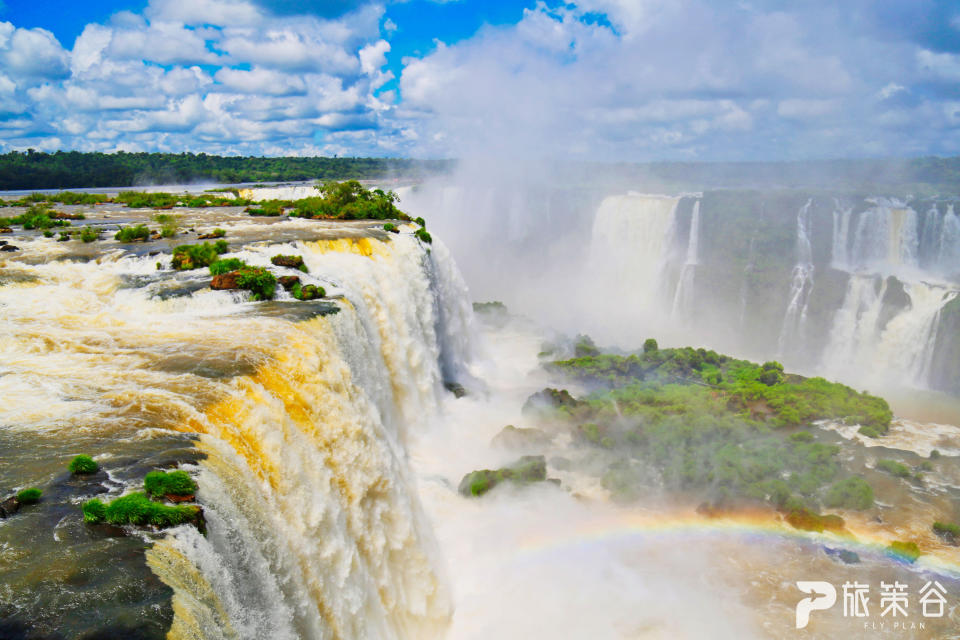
left=0, top=0, right=958, bottom=161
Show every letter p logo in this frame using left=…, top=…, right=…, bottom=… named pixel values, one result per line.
left=795, top=581, right=836, bottom=629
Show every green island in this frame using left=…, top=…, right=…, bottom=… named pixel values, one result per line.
left=463, top=338, right=901, bottom=533
left=82, top=470, right=203, bottom=532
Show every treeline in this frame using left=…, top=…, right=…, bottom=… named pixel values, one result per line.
left=0, top=150, right=453, bottom=190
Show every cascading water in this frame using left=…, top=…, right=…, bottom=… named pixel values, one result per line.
left=0, top=226, right=474, bottom=640
left=940, top=204, right=960, bottom=275
left=848, top=198, right=920, bottom=272
left=671, top=200, right=700, bottom=319
left=830, top=198, right=853, bottom=270
left=777, top=199, right=815, bottom=357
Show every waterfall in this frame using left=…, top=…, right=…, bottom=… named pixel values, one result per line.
left=821, top=275, right=957, bottom=388
left=940, top=204, right=960, bottom=276
left=777, top=199, right=815, bottom=356
left=738, top=234, right=757, bottom=328
left=830, top=198, right=853, bottom=270
left=849, top=199, right=919, bottom=273
left=671, top=200, right=700, bottom=319
left=0, top=230, right=474, bottom=640
left=587, top=193, right=680, bottom=305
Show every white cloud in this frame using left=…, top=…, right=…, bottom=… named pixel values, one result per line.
left=776, top=99, right=840, bottom=119
left=146, top=0, right=262, bottom=27
left=917, top=49, right=960, bottom=81
left=0, top=22, right=70, bottom=82
left=214, top=67, right=307, bottom=95
left=878, top=82, right=906, bottom=100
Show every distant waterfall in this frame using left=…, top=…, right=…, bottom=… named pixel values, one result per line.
left=588, top=193, right=680, bottom=305
left=849, top=199, right=919, bottom=272
left=671, top=200, right=700, bottom=319
left=831, top=199, right=853, bottom=269
left=821, top=276, right=957, bottom=388
left=777, top=199, right=815, bottom=356
left=940, top=205, right=960, bottom=274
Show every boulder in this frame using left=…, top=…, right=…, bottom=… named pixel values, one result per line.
left=491, top=425, right=552, bottom=449
left=211, top=271, right=241, bottom=290
left=444, top=382, right=467, bottom=398
left=458, top=455, right=547, bottom=497
left=0, top=244, right=20, bottom=252
left=278, top=275, right=301, bottom=290
left=271, top=255, right=305, bottom=270
left=0, top=496, right=19, bottom=518
left=0, top=228, right=12, bottom=234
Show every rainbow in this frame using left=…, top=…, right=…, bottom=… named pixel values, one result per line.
left=515, top=507, right=960, bottom=580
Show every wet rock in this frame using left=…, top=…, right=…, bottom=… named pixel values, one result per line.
left=0, top=244, right=20, bottom=252
left=278, top=275, right=301, bottom=290
left=210, top=271, right=241, bottom=290
left=197, top=233, right=219, bottom=240
left=824, top=547, right=861, bottom=564
left=296, top=284, right=323, bottom=300
left=165, top=493, right=195, bottom=503
left=444, top=382, right=467, bottom=398
left=491, top=425, right=552, bottom=449
left=458, top=455, right=548, bottom=497
left=522, top=388, right=581, bottom=416
left=271, top=255, right=305, bottom=270
left=0, top=228, right=12, bottom=234
left=0, top=496, right=20, bottom=518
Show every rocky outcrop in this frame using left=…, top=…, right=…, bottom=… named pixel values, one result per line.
left=458, top=455, right=548, bottom=497
left=211, top=271, right=241, bottom=290
left=278, top=275, right=301, bottom=290
left=491, top=425, right=552, bottom=449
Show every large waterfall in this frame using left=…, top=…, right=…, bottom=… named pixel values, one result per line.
left=777, top=199, right=815, bottom=357
left=671, top=200, right=700, bottom=319
left=0, top=228, right=473, bottom=639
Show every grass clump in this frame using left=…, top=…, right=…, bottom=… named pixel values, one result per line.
left=82, top=499, right=106, bottom=523
left=383, top=222, right=398, bottom=233
left=876, top=459, right=912, bottom=478
left=270, top=254, right=307, bottom=272
left=153, top=213, right=181, bottom=238
left=16, top=488, right=42, bottom=504
left=236, top=266, right=276, bottom=300
left=246, top=200, right=288, bottom=216
left=114, top=224, right=151, bottom=242
left=102, top=492, right=199, bottom=528
left=80, top=226, right=99, bottom=243
left=171, top=240, right=229, bottom=270
left=144, top=470, right=197, bottom=497
left=209, top=258, right=246, bottom=275
left=291, top=282, right=324, bottom=300
left=414, top=228, right=432, bottom=244
left=824, top=476, right=874, bottom=510
left=69, top=454, right=99, bottom=475
left=3, top=204, right=72, bottom=230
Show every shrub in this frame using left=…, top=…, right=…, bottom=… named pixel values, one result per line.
left=236, top=267, right=276, bottom=300
left=153, top=213, right=181, bottom=238
left=114, top=225, right=151, bottom=242
left=171, top=241, right=228, bottom=270
left=643, top=338, right=659, bottom=353
left=414, top=228, right=432, bottom=244
left=383, top=223, right=398, bottom=233
left=16, top=488, right=42, bottom=504
left=876, top=459, right=911, bottom=478
left=58, top=231, right=70, bottom=242
left=82, top=499, right=106, bottom=523
left=43, top=230, right=54, bottom=238
left=80, top=226, right=99, bottom=243
left=144, top=470, right=197, bottom=497
left=415, top=216, right=426, bottom=227
left=8, top=204, right=71, bottom=230
left=69, top=455, right=99, bottom=475
left=103, top=492, right=199, bottom=528
left=211, top=228, right=226, bottom=238
left=209, top=258, right=246, bottom=275
left=824, top=476, right=874, bottom=510
left=292, top=283, right=324, bottom=300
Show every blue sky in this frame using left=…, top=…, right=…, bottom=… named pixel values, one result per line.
left=0, top=0, right=958, bottom=160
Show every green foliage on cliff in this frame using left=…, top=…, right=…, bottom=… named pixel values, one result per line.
left=824, top=476, right=874, bottom=510
left=100, top=492, right=200, bottom=528
left=236, top=266, right=276, bottom=301
left=288, top=180, right=409, bottom=221
left=458, top=456, right=548, bottom=497
left=875, top=459, right=912, bottom=478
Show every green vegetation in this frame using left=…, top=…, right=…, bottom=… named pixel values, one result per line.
left=1, top=204, right=73, bottom=230
left=236, top=266, right=276, bottom=300
left=473, top=301, right=507, bottom=314
left=824, top=476, right=874, bottom=510
left=15, top=488, right=42, bottom=504
left=82, top=499, right=106, bottom=523
left=85, top=492, right=200, bottom=529
left=210, top=228, right=226, bottom=238
left=875, top=459, right=912, bottom=478
left=144, top=470, right=197, bottom=497
left=270, top=254, right=307, bottom=272
left=531, top=343, right=895, bottom=516
left=171, top=240, right=229, bottom=270
left=291, top=282, right=324, bottom=300
left=887, top=540, right=922, bottom=563
left=458, top=456, right=547, bottom=497
left=414, top=228, right=432, bottom=244
left=0, top=150, right=450, bottom=189
left=153, top=213, right=181, bottom=238
left=383, top=222, right=398, bottom=233
left=288, top=180, right=409, bottom=220
left=114, top=224, right=151, bottom=243
left=209, top=258, right=246, bottom=275
left=68, top=455, right=99, bottom=475
left=79, top=226, right=99, bottom=243
left=415, top=216, right=425, bottom=227
left=246, top=200, right=288, bottom=216
left=933, top=521, right=960, bottom=544
left=643, top=338, right=658, bottom=353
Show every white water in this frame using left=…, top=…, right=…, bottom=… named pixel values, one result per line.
left=830, top=198, right=853, bottom=270
left=671, top=200, right=700, bottom=320
left=821, top=275, right=957, bottom=388
left=777, top=199, right=815, bottom=357
left=848, top=199, right=920, bottom=273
